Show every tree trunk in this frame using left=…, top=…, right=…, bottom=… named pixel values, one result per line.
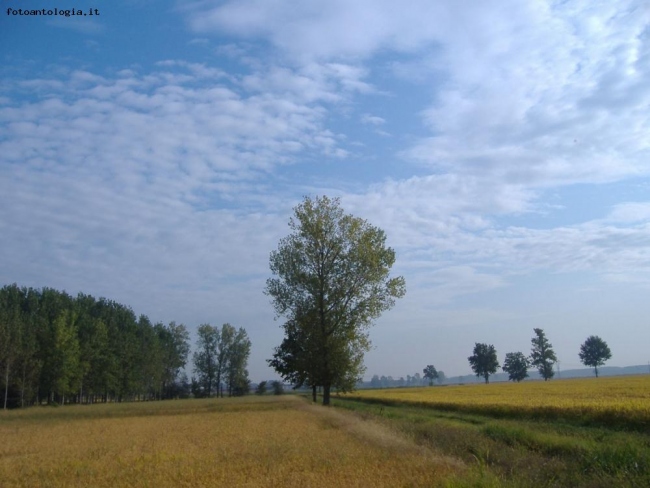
left=312, top=385, right=317, bottom=403
left=595, top=366, right=599, bottom=378
left=3, top=361, right=9, bottom=410
left=322, top=384, right=331, bottom=406
left=20, top=363, right=26, bottom=408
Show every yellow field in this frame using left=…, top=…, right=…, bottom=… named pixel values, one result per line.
left=0, top=396, right=459, bottom=487
left=344, top=375, right=650, bottom=428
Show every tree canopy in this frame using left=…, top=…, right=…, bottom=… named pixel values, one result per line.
left=579, top=335, right=611, bottom=377
left=0, top=284, right=191, bottom=408
left=502, top=352, right=530, bottom=382
left=468, top=343, right=499, bottom=383
left=192, top=323, right=251, bottom=398
left=423, top=365, right=438, bottom=386
left=530, top=328, right=557, bottom=381
left=266, top=196, right=405, bottom=405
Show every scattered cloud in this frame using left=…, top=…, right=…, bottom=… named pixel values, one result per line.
left=360, top=113, right=385, bottom=125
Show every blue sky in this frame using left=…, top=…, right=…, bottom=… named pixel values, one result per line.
left=2, top=0, right=650, bottom=381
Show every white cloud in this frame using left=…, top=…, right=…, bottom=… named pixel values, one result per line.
left=605, top=202, right=650, bottom=223
left=360, top=113, right=385, bottom=125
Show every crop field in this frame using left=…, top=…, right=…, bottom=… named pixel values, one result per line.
left=2, top=378, right=648, bottom=487
left=0, top=395, right=462, bottom=488
left=336, top=375, right=650, bottom=487
left=343, top=375, right=650, bottom=429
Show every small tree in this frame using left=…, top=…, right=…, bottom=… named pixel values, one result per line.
left=423, top=365, right=438, bottom=386
left=437, top=371, right=446, bottom=385
left=579, top=336, right=611, bottom=377
left=255, top=381, right=268, bottom=395
left=271, top=380, right=284, bottom=395
left=502, top=352, right=530, bottom=382
left=530, top=328, right=557, bottom=381
left=468, top=343, right=499, bottom=384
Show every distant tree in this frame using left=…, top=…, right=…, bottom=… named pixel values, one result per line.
left=530, top=328, right=557, bottom=381
left=437, top=371, right=446, bottom=385
left=423, top=365, right=438, bottom=386
left=214, top=324, right=235, bottom=398
left=193, top=324, right=218, bottom=397
left=232, top=377, right=250, bottom=396
left=502, top=352, right=530, bottom=382
left=370, top=375, right=381, bottom=388
left=157, top=321, right=190, bottom=399
left=468, top=343, right=499, bottom=384
left=168, top=373, right=191, bottom=399
left=225, top=327, right=251, bottom=397
left=190, top=376, right=204, bottom=398
left=272, top=380, right=284, bottom=395
left=579, top=336, right=612, bottom=377
left=255, top=381, right=268, bottom=395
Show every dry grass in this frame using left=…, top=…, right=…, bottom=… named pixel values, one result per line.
left=0, top=396, right=460, bottom=487
left=343, top=375, right=650, bottom=429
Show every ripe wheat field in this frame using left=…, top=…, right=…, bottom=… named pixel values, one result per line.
left=0, top=395, right=460, bottom=488
left=344, top=375, right=650, bottom=429
left=2, top=377, right=648, bottom=487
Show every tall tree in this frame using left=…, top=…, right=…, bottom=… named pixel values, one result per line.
left=579, top=336, right=611, bottom=377
left=502, top=352, right=530, bottom=382
left=530, top=328, right=557, bottom=381
left=468, top=343, right=499, bottom=384
left=423, top=365, right=438, bottom=386
left=0, top=287, right=19, bottom=409
left=214, top=324, right=235, bottom=398
left=225, top=327, right=251, bottom=397
left=193, top=324, right=218, bottom=397
left=51, top=310, right=81, bottom=404
left=266, top=196, right=406, bottom=405
left=157, top=321, right=190, bottom=399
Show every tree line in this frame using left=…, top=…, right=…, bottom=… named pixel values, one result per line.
left=467, top=328, right=612, bottom=383
left=0, top=284, right=251, bottom=409
left=367, top=368, right=447, bottom=388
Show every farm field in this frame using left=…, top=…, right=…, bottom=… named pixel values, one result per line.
left=2, top=377, right=648, bottom=487
left=0, top=395, right=462, bottom=488
left=343, top=375, right=650, bottom=429
left=336, top=375, right=650, bottom=487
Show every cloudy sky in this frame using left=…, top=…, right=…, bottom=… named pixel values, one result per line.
left=2, top=0, right=650, bottom=381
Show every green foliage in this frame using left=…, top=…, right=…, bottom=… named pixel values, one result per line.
left=255, top=381, right=268, bottom=395
left=225, top=327, right=251, bottom=397
left=0, top=284, right=191, bottom=408
left=335, top=397, right=650, bottom=488
left=530, top=328, right=557, bottom=381
left=193, top=323, right=251, bottom=398
left=423, top=364, right=438, bottom=386
left=272, top=380, right=284, bottom=395
left=468, top=343, right=499, bottom=383
left=579, top=335, right=612, bottom=377
left=266, top=196, right=405, bottom=405
left=502, top=352, right=530, bottom=382
left=193, top=324, right=219, bottom=397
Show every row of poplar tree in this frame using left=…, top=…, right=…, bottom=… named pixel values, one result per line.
left=0, top=284, right=251, bottom=409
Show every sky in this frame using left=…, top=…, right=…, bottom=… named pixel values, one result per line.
left=1, top=0, right=650, bottom=382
